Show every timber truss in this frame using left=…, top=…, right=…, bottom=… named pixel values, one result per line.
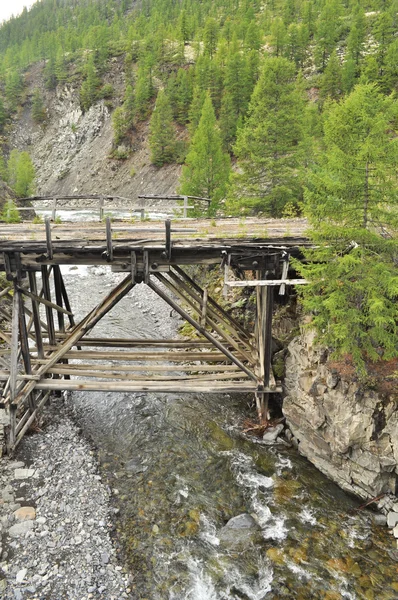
left=0, top=218, right=307, bottom=454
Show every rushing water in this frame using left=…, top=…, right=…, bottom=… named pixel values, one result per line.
left=59, top=264, right=398, bottom=600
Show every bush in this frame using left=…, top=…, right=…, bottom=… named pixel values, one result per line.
left=1, top=200, right=21, bottom=223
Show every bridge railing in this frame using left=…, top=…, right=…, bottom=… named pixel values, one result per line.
left=14, top=194, right=211, bottom=222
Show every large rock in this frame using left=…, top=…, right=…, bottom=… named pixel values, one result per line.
left=284, top=329, right=398, bottom=501
left=8, top=521, right=34, bottom=538
left=219, top=514, right=260, bottom=547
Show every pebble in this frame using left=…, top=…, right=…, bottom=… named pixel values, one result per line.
left=0, top=398, right=131, bottom=599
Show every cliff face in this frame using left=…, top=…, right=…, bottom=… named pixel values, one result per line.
left=9, top=61, right=181, bottom=200
left=284, top=329, right=398, bottom=501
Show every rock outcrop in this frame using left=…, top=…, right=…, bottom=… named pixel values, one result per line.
left=284, top=329, right=398, bottom=501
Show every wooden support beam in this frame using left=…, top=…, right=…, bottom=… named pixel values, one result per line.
left=31, top=350, right=239, bottom=362
left=17, top=286, right=72, bottom=316
left=148, top=278, right=257, bottom=381
left=53, top=266, right=65, bottom=332
left=45, top=217, right=53, bottom=259
left=155, top=273, right=255, bottom=365
left=28, top=271, right=44, bottom=359
left=16, top=283, right=36, bottom=414
left=32, top=380, right=261, bottom=394
left=172, top=266, right=252, bottom=341
left=41, top=265, right=56, bottom=346
left=6, top=275, right=134, bottom=409
left=48, top=336, right=217, bottom=348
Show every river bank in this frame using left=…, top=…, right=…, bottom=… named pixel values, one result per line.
left=0, top=397, right=132, bottom=600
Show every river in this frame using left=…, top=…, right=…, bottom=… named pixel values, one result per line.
left=58, top=262, right=397, bottom=600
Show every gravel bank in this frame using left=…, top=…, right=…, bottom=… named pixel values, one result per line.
left=0, top=397, right=132, bottom=600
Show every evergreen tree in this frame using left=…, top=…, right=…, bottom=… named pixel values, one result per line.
left=5, top=70, right=23, bottom=108
left=270, top=18, right=287, bottom=57
left=188, top=86, right=206, bottom=134
left=320, top=50, right=342, bottom=101
left=203, top=18, right=218, bottom=59
left=32, top=88, right=46, bottom=123
left=314, top=0, right=341, bottom=70
left=149, top=90, right=176, bottom=166
left=229, top=57, right=304, bottom=216
left=80, top=56, right=100, bottom=112
left=179, top=92, right=230, bottom=214
left=112, top=106, right=127, bottom=146
left=135, top=64, right=153, bottom=121
left=297, top=84, right=398, bottom=372
left=342, top=57, right=356, bottom=94
left=0, top=97, right=6, bottom=133
left=44, top=57, right=57, bottom=90
left=123, top=83, right=135, bottom=129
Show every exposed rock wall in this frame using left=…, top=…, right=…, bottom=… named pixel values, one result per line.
left=284, top=329, right=398, bottom=501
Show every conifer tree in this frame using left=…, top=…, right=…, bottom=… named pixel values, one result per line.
left=80, top=56, right=100, bottom=112
left=5, top=70, right=23, bottom=108
left=320, top=50, right=342, bottom=101
left=123, top=83, right=135, bottom=129
left=135, top=64, right=153, bottom=121
left=228, top=57, right=304, bottom=216
left=7, top=150, right=35, bottom=197
left=32, top=88, right=46, bottom=123
left=0, top=97, right=6, bottom=133
left=179, top=92, right=230, bottom=214
left=203, top=18, right=218, bottom=59
left=149, top=90, right=176, bottom=166
left=296, top=84, right=398, bottom=372
left=112, top=107, right=127, bottom=146
left=44, top=57, right=57, bottom=90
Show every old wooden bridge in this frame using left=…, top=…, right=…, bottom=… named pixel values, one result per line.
left=0, top=214, right=308, bottom=454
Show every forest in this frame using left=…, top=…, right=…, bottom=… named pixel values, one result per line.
left=0, top=0, right=397, bottom=373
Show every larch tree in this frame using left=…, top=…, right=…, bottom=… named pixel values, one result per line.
left=296, top=84, right=398, bottom=373
left=228, top=56, right=304, bottom=216
left=149, top=90, right=176, bottom=166
left=179, top=92, right=230, bottom=215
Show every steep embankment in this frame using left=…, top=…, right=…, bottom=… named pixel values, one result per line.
left=9, top=61, right=180, bottom=199
left=284, top=328, right=398, bottom=506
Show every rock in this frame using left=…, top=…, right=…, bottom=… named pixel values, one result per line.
left=262, top=424, right=284, bottom=444
left=0, top=579, right=7, bottom=593
left=8, top=520, right=34, bottom=537
left=219, top=514, right=260, bottom=547
left=14, top=506, right=36, bottom=521
left=372, top=513, right=387, bottom=527
left=16, top=568, right=27, bottom=583
left=393, top=524, right=398, bottom=539
left=36, top=516, right=46, bottom=524
left=387, top=512, right=398, bottom=528
left=101, top=553, right=110, bottom=565
left=14, top=468, right=36, bottom=479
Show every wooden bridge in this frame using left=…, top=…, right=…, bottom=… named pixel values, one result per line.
left=0, top=214, right=309, bottom=454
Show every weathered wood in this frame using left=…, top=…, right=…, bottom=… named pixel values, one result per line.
left=53, top=266, right=66, bottom=332
left=224, top=278, right=307, bottom=287
left=27, top=362, right=242, bottom=372
left=148, top=278, right=257, bottom=381
left=28, top=271, right=44, bottom=359
left=105, top=217, right=113, bottom=262
left=14, top=391, right=51, bottom=450
left=42, top=367, right=249, bottom=381
left=32, top=380, right=262, bottom=394
left=41, top=265, right=56, bottom=345
left=9, top=285, right=20, bottom=403
left=18, top=285, right=72, bottom=316
left=17, top=284, right=36, bottom=414
left=45, top=217, right=53, bottom=259
left=31, top=350, right=241, bottom=362
left=200, top=287, right=208, bottom=327
left=47, top=336, right=217, bottom=348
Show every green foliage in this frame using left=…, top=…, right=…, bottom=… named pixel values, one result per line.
left=179, top=92, right=230, bottom=215
left=7, top=149, right=35, bottom=197
left=80, top=56, right=101, bottom=112
left=149, top=90, right=176, bottom=166
left=228, top=57, right=304, bottom=216
left=297, top=84, right=398, bottom=373
left=1, top=200, right=20, bottom=223
left=0, top=96, right=6, bottom=133
left=31, top=88, right=46, bottom=123
left=5, top=70, right=23, bottom=108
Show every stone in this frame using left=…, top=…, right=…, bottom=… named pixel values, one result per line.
left=16, top=568, right=27, bottom=584
left=8, top=520, right=34, bottom=537
left=100, top=553, right=110, bottom=565
left=372, top=514, right=387, bottom=527
left=262, top=424, right=284, bottom=444
left=219, top=514, right=260, bottom=547
left=36, top=516, right=47, bottom=524
left=14, top=506, right=36, bottom=521
left=387, top=512, right=398, bottom=528
left=394, top=524, right=398, bottom=539
left=14, top=468, right=35, bottom=479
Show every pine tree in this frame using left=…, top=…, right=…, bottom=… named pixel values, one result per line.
left=314, top=0, right=341, bottom=70
left=228, top=57, right=304, bottom=216
left=179, top=92, right=230, bottom=214
left=44, top=57, right=57, bottom=90
left=135, top=64, right=153, bottom=121
left=297, top=84, right=398, bottom=372
left=112, top=107, right=127, bottom=146
left=149, top=90, right=176, bottom=166
left=203, top=18, right=218, bottom=59
left=123, top=83, right=135, bottom=129
left=32, top=88, right=46, bottom=123
left=5, top=70, right=23, bottom=109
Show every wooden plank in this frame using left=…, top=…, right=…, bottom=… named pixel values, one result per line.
left=32, top=380, right=263, bottom=394
left=53, top=266, right=65, bottom=332
left=31, top=350, right=240, bottom=362
left=43, top=367, right=250, bottom=381
left=224, top=278, right=307, bottom=287
left=9, top=286, right=20, bottom=403
left=26, top=362, right=242, bottom=372
left=51, top=336, right=215, bottom=348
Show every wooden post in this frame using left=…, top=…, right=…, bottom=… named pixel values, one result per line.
left=41, top=265, right=56, bottom=346
left=99, top=196, right=104, bottom=221
left=254, top=279, right=274, bottom=424
left=53, top=266, right=65, bottom=333
left=28, top=271, right=44, bottom=358
left=17, top=284, right=36, bottom=414
left=51, top=197, right=57, bottom=221
left=45, top=218, right=53, bottom=260
left=183, top=196, right=188, bottom=218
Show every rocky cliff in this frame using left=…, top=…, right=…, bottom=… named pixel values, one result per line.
left=9, top=62, right=180, bottom=200
left=284, top=328, right=398, bottom=502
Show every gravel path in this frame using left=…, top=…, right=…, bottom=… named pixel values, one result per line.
left=0, top=398, right=132, bottom=600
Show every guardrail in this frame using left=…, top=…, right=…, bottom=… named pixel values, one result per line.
left=14, top=194, right=211, bottom=222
